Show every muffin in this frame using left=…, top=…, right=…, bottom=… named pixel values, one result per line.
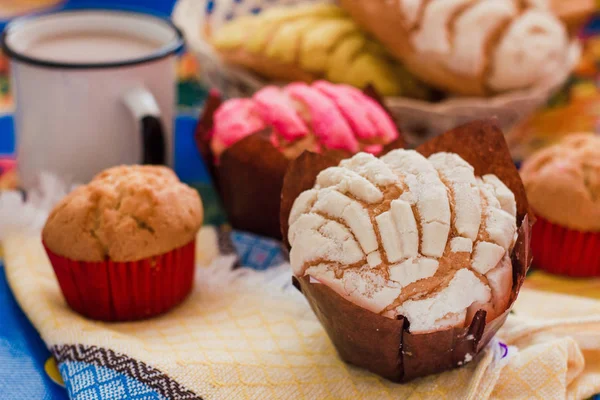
left=281, top=120, right=532, bottom=381
left=42, top=165, right=203, bottom=321
left=521, top=133, right=600, bottom=276
left=210, top=3, right=430, bottom=98
left=196, top=81, right=403, bottom=239
left=338, top=0, right=573, bottom=96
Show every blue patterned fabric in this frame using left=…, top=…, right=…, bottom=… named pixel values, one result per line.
left=51, top=345, right=200, bottom=399
left=231, top=231, right=287, bottom=270
left=0, top=262, right=67, bottom=400
left=60, top=362, right=165, bottom=400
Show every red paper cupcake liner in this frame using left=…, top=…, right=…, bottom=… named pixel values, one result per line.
left=531, top=215, right=600, bottom=277
left=43, top=240, right=196, bottom=321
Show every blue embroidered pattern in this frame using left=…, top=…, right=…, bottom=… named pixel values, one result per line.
left=60, top=362, right=165, bottom=400
left=230, top=231, right=287, bottom=270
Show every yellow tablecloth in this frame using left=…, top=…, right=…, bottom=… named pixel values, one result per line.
left=3, top=231, right=600, bottom=400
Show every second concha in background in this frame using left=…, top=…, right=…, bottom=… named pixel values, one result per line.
left=339, top=0, right=578, bottom=96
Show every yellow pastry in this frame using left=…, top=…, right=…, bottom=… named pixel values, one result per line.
left=211, top=3, right=428, bottom=98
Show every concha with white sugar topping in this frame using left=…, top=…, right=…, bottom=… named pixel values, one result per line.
left=338, top=0, right=574, bottom=96
left=288, top=150, right=518, bottom=333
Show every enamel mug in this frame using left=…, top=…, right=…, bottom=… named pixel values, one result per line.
left=2, top=10, right=184, bottom=188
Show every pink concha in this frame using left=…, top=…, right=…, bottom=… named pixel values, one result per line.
left=313, top=81, right=380, bottom=140
left=211, top=98, right=266, bottom=152
left=286, top=82, right=360, bottom=153
left=211, top=81, right=399, bottom=155
left=253, top=86, right=310, bottom=141
left=332, top=82, right=398, bottom=142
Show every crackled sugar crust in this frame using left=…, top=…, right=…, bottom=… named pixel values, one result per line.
left=404, top=0, right=568, bottom=91
left=211, top=81, right=398, bottom=159
left=288, top=151, right=518, bottom=333
left=521, top=133, right=600, bottom=231
left=347, top=0, right=570, bottom=94
left=43, top=166, right=203, bottom=262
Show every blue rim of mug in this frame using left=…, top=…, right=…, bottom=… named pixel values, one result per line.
left=1, top=10, right=185, bottom=69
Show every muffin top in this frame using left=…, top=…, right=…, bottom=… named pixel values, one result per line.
left=520, top=133, right=600, bottom=231
left=43, top=166, right=203, bottom=262
left=210, top=81, right=399, bottom=159
left=288, top=151, right=518, bottom=333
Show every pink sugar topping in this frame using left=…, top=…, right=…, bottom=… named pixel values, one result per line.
left=253, top=86, right=310, bottom=141
left=211, top=98, right=266, bottom=155
left=286, top=82, right=359, bottom=153
left=210, top=81, right=399, bottom=157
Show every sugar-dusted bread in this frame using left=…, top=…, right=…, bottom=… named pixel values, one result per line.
left=43, top=166, right=203, bottom=262
left=339, top=0, right=572, bottom=96
left=521, top=133, right=600, bottom=231
left=288, top=151, right=518, bottom=333
left=210, top=3, right=428, bottom=98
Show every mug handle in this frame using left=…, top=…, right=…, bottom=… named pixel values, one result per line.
left=123, top=87, right=166, bottom=165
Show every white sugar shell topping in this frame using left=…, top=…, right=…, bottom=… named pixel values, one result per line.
left=446, top=0, right=517, bottom=77
left=289, top=214, right=364, bottom=270
left=450, top=237, right=473, bottom=253
left=482, top=174, right=517, bottom=218
left=398, top=0, right=569, bottom=93
left=376, top=199, right=419, bottom=263
left=316, top=167, right=383, bottom=203
left=487, top=9, right=569, bottom=92
left=411, top=0, right=473, bottom=56
left=339, top=153, right=398, bottom=187
left=429, top=152, right=481, bottom=241
left=396, top=269, right=491, bottom=333
left=399, top=0, right=425, bottom=29
left=389, top=257, right=439, bottom=287
left=289, top=151, right=518, bottom=333
left=312, top=189, right=378, bottom=254
left=306, top=264, right=402, bottom=314
left=382, top=150, right=451, bottom=258
left=472, top=241, right=506, bottom=275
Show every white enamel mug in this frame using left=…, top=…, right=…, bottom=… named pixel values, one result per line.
left=2, top=10, right=184, bottom=189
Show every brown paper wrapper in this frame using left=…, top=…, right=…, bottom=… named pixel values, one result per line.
left=282, top=120, right=534, bottom=382
left=195, top=87, right=405, bottom=240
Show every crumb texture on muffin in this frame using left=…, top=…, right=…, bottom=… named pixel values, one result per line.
left=42, top=166, right=203, bottom=262
left=520, top=133, right=600, bottom=231
left=288, top=151, right=518, bottom=333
